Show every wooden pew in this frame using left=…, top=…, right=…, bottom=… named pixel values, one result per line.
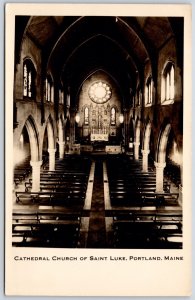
left=110, top=191, right=179, bottom=207
left=15, top=191, right=85, bottom=207
left=14, top=156, right=32, bottom=186
left=12, top=209, right=82, bottom=247
left=112, top=210, right=182, bottom=227
left=109, top=182, right=170, bottom=192
left=112, top=210, right=182, bottom=249
left=25, top=174, right=88, bottom=191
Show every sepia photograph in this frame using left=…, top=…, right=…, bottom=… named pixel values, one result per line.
left=5, top=3, right=192, bottom=296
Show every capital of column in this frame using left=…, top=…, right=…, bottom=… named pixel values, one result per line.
left=48, top=148, right=57, bottom=154
left=30, top=160, right=42, bottom=168
left=58, top=141, right=65, bottom=146
left=141, top=149, right=150, bottom=155
left=179, top=184, right=183, bottom=194
left=134, top=142, right=140, bottom=147
left=154, top=161, right=166, bottom=169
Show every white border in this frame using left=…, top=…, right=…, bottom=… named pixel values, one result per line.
left=5, top=3, right=192, bottom=297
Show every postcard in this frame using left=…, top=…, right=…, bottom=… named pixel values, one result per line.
left=5, top=3, right=192, bottom=296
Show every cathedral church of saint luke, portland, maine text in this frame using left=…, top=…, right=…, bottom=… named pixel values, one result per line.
left=14, top=256, right=184, bottom=261
left=89, top=256, right=184, bottom=261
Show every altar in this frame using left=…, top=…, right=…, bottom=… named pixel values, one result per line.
left=90, top=133, right=109, bottom=141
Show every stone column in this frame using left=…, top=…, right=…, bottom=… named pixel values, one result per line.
left=178, top=184, right=183, bottom=206
left=134, top=142, right=140, bottom=160
left=123, top=109, right=128, bottom=148
left=30, top=160, right=42, bottom=192
left=154, top=161, right=166, bottom=193
left=48, top=148, right=56, bottom=171
left=141, top=149, right=150, bottom=172
left=180, top=165, right=183, bottom=186
left=70, top=110, right=76, bottom=144
left=58, top=142, right=65, bottom=159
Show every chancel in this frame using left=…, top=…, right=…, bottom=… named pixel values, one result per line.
left=12, top=16, right=183, bottom=249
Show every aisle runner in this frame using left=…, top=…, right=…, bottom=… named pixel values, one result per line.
left=87, top=158, right=106, bottom=248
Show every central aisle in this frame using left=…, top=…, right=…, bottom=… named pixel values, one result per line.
left=87, top=157, right=106, bottom=248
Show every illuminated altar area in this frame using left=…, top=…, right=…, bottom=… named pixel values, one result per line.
left=75, top=71, right=124, bottom=149
left=90, top=132, right=109, bottom=142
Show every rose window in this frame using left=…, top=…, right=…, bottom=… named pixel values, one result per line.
left=88, top=81, right=112, bottom=104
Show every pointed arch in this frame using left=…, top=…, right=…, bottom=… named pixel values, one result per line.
left=145, top=75, right=153, bottom=106
left=45, top=73, right=54, bottom=103
left=134, top=118, right=141, bottom=143
left=128, top=117, right=135, bottom=143
left=156, top=123, right=171, bottom=163
left=142, top=121, right=152, bottom=151
left=133, top=118, right=141, bottom=160
left=23, top=58, right=36, bottom=99
left=45, top=115, right=55, bottom=149
left=76, top=68, right=124, bottom=107
left=65, top=116, right=71, bottom=141
left=58, top=114, right=64, bottom=143
left=161, top=60, right=175, bottom=104
left=23, top=115, right=40, bottom=161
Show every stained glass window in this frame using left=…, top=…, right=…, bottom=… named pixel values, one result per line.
left=28, top=71, right=32, bottom=97
left=23, top=60, right=35, bottom=98
left=89, top=81, right=112, bottom=104
left=45, top=76, right=54, bottom=102
left=111, top=107, right=116, bottom=125
left=59, top=89, right=64, bottom=104
left=145, top=76, right=153, bottom=106
left=84, top=107, right=89, bottom=125
left=161, top=62, right=175, bottom=103
left=23, top=64, right=28, bottom=97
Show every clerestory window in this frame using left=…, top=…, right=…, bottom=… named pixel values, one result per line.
left=161, top=62, right=175, bottom=105
left=23, top=60, right=36, bottom=98
left=45, top=76, right=54, bottom=102
left=145, top=76, right=153, bottom=106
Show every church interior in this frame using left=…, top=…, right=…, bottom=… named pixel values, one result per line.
left=12, top=16, right=183, bottom=249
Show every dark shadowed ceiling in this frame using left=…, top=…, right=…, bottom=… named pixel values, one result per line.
left=15, top=15, right=183, bottom=107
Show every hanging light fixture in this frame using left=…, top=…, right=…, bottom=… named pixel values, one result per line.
left=119, top=113, right=124, bottom=124
left=75, top=112, right=80, bottom=123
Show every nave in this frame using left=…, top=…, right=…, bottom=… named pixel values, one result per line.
left=13, top=153, right=182, bottom=249
left=12, top=15, right=184, bottom=250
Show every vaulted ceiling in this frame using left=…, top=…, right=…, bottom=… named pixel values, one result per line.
left=15, top=15, right=183, bottom=107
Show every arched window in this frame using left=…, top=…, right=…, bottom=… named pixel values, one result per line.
left=137, top=88, right=142, bottom=106
left=110, top=107, right=116, bottom=125
left=84, top=107, right=89, bottom=125
left=145, top=76, right=153, bottom=106
left=45, top=75, right=54, bottom=102
left=59, top=88, right=64, bottom=104
left=58, top=81, right=64, bottom=104
left=19, top=133, right=24, bottom=150
left=23, top=60, right=35, bottom=98
left=161, top=62, right=175, bottom=104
